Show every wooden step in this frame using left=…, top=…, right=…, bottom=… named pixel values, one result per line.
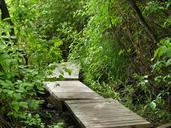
left=44, top=81, right=103, bottom=101
left=65, top=99, right=151, bottom=128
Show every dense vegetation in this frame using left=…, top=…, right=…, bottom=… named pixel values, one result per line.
left=0, top=0, right=170, bottom=127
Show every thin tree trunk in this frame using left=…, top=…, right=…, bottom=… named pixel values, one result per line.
left=0, top=0, right=15, bottom=37
left=127, top=0, right=158, bottom=44
left=0, top=0, right=29, bottom=64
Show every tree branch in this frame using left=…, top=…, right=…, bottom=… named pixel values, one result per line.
left=127, top=0, right=158, bottom=44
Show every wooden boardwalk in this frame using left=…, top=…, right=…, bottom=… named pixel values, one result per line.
left=44, top=81, right=103, bottom=101
left=66, top=99, right=150, bottom=128
left=44, top=62, right=151, bottom=128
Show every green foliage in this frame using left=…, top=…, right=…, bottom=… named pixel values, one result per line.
left=0, top=36, right=45, bottom=127
left=1, top=0, right=63, bottom=127
left=120, top=37, right=171, bottom=124
left=93, top=82, right=120, bottom=100
left=154, top=38, right=171, bottom=60
left=9, top=0, right=63, bottom=66
left=70, top=0, right=128, bottom=83
left=48, top=122, right=64, bottom=128
left=68, top=0, right=171, bottom=126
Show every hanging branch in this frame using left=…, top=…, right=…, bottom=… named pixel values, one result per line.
left=127, top=0, right=158, bottom=44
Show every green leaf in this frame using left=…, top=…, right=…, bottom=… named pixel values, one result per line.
left=166, top=59, right=171, bottom=66
left=59, top=74, right=64, bottom=80
left=166, top=48, right=171, bottom=57
left=149, top=101, right=156, bottom=109
left=65, top=68, right=72, bottom=75
left=12, top=102, right=20, bottom=111
left=19, top=102, right=28, bottom=109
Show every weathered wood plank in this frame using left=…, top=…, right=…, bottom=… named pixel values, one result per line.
left=52, top=92, right=102, bottom=100
left=157, top=123, right=171, bottom=128
left=44, top=81, right=103, bottom=101
left=65, top=99, right=151, bottom=128
left=46, top=62, right=79, bottom=80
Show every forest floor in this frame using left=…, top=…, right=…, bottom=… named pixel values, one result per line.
left=39, top=98, right=78, bottom=128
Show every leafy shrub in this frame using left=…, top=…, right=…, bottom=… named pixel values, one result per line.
left=0, top=36, right=46, bottom=127
left=70, top=0, right=128, bottom=83
left=0, top=1, right=63, bottom=127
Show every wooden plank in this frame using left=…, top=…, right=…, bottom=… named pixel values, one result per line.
left=44, top=81, right=103, bottom=101
left=46, top=62, right=79, bottom=80
left=66, top=98, right=119, bottom=104
left=44, top=81, right=94, bottom=93
left=44, top=81, right=93, bottom=92
left=53, top=92, right=102, bottom=100
left=65, top=99, right=151, bottom=128
left=157, top=123, right=171, bottom=128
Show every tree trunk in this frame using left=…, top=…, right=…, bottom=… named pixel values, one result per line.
left=127, top=0, right=158, bottom=44
left=0, top=0, right=15, bottom=37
